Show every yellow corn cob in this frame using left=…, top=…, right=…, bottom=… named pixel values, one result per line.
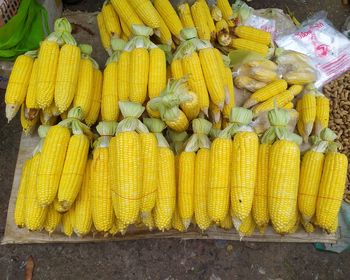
left=180, top=91, right=200, bottom=121
left=252, top=90, right=294, bottom=115
left=209, top=101, right=221, bottom=124
left=252, top=143, right=270, bottom=232
left=315, top=96, right=330, bottom=135
left=102, top=2, right=121, bottom=37
left=219, top=213, right=232, bottom=230
left=231, top=132, right=259, bottom=222
left=153, top=0, right=183, bottom=39
left=191, top=1, right=211, bottom=40
left=116, top=51, right=130, bottom=101
left=73, top=59, right=94, bottom=117
left=268, top=140, right=300, bottom=234
left=110, top=131, right=142, bottom=225
left=249, top=67, right=278, bottom=83
left=85, top=69, right=103, bottom=126
left=216, top=19, right=231, bottom=46
left=120, top=19, right=132, bottom=39
left=231, top=38, right=269, bottom=57
left=165, top=109, right=189, bottom=132
left=74, top=160, right=93, bottom=236
left=283, top=102, right=294, bottom=109
left=236, top=213, right=256, bottom=237
left=172, top=207, right=185, bottom=232
left=199, top=48, right=225, bottom=108
left=211, top=5, right=222, bottom=22
left=148, top=48, right=166, bottom=99
left=129, top=0, right=160, bottom=28
left=154, top=147, right=176, bottom=231
left=217, top=0, right=233, bottom=20
left=235, top=26, right=272, bottom=45
left=234, top=76, right=267, bottom=92
left=91, top=147, right=113, bottom=232
left=53, top=198, right=66, bottom=213
left=214, top=49, right=226, bottom=81
left=58, top=134, right=89, bottom=211
left=216, top=19, right=229, bottom=33
left=146, top=102, right=161, bottom=118
left=25, top=154, right=48, bottom=231
left=246, top=60, right=277, bottom=71
left=243, top=80, right=288, bottom=108
left=296, top=99, right=304, bottom=137
left=208, top=138, right=232, bottom=223
left=289, top=85, right=303, bottom=96
left=171, top=59, right=184, bottom=79
left=37, top=126, right=71, bottom=207
left=20, top=105, right=39, bottom=135
left=154, top=13, right=173, bottom=46
left=298, top=150, right=324, bottom=229
left=316, top=152, right=348, bottom=233
left=61, top=206, right=75, bottom=237
left=26, top=59, right=39, bottom=109
left=129, top=48, right=149, bottom=104
left=178, top=151, right=196, bottom=228
left=36, top=41, right=60, bottom=109
left=54, top=44, right=81, bottom=113
left=194, top=148, right=211, bottom=231
left=198, top=0, right=216, bottom=38
left=140, top=133, right=158, bottom=216
left=223, top=67, right=235, bottom=119
left=44, top=204, right=61, bottom=234
left=5, top=54, right=33, bottom=121
left=284, top=71, right=316, bottom=85
left=101, top=62, right=119, bottom=121
left=301, top=92, right=316, bottom=137
left=97, top=13, right=111, bottom=51
left=182, top=52, right=209, bottom=113
left=178, top=3, right=194, bottom=28
left=142, top=213, right=155, bottom=231
left=110, top=0, right=142, bottom=30
left=14, top=161, right=30, bottom=228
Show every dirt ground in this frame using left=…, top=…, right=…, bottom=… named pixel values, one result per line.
left=1, top=0, right=350, bottom=279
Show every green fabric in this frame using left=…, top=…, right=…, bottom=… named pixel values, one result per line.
left=0, top=0, right=49, bottom=60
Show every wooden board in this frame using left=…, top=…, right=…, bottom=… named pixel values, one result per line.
left=2, top=133, right=339, bottom=245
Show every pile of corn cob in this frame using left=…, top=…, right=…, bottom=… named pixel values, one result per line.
left=5, top=2, right=348, bottom=239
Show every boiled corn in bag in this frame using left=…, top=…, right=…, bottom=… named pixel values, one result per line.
left=261, top=108, right=302, bottom=234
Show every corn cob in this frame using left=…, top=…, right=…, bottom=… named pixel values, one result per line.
left=252, top=143, right=270, bottom=232
left=301, top=91, right=316, bottom=137
left=26, top=58, right=39, bottom=109
left=140, top=132, right=158, bottom=220
left=234, top=76, right=267, bottom=92
left=211, top=5, right=222, bottom=22
left=14, top=160, right=30, bottom=228
left=315, top=95, right=330, bottom=135
left=316, top=151, right=348, bottom=233
left=148, top=47, right=166, bottom=99
left=110, top=0, right=143, bottom=31
left=20, top=105, right=39, bottom=135
left=129, top=48, right=150, bottom=104
left=243, top=80, right=288, bottom=108
left=220, top=213, right=233, bottom=230
left=120, top=19, right=132, bottom=39
left=171, top=59, right=184, bottom=79
left=235, top=26, right=272, bottom=46
left=116, top=51, right=131, bottom=101
left=178, top=3, right=194, bottom=28
left=101, top=61, right=119, bottom=121
left=246, top=60, right=278, bottom=71
left=284, top=71, right=316, bottom=85
left=44, top=205, right=61, bottom=234
left=154, top=13, right=173, bottom=46
left=191, top=1, right=211, bottom=40
left=91, top=122, right=116, bottom=232
left=249, top=67, right=278, bottom=83
left=208, top=128, right=232, bottom=223
left=164, top=108, right=189, bottom=132
left=37, top=125, right=71, bottom=207
left=283, top=102, right=294, bottom=109
left=198, top=0, right=216, bottom=39
left=146, top=101, right=161, bottom=118
left=153, top=0, right=183, bottom=39
left=216, top=19, right=231, bottom=46
left=289, top=85, right=304, bottom=96
left=252, top=90, right=294, bottom=115
left=231, top=39, right=269, bottom=57
left=61, top=206, right=75, bottom=237
left=25, top=153, right=48, bottom=231
left=102, top=2, right=121, bottom=37
left=5, top=54, right=34, bottom=121
left=97, top=13, right=111, bottom=52
left=230, top=108, right=259, bottom=226
left=209, top=101, right=221, bottom=124
left=36, top=40, right=60, bottom=109
left=182, top=52, right=209, bottom=114
left=54, top=44, right=81, bottom=113
left=217, top=0, right=233, bottom=20
left=296, top=99, right=304, bottom=138
left=172, top=207, right=185, bottom=232
left=129, top=0, right=160, bottom=28
left=180, top=91, right=200, bottom=121
left=57, top=133, right=89, bottom=211
left=85, top=68, right=103, bottom=126
left=198, top=46, right=225, bottom=109
left=74, top=160, right=93, bottom=236
left=236, top=213, right=256, bottom=237
left=223, top=67, right=235, bottom=119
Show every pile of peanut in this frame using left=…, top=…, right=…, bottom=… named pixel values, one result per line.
left=323, top=72, right=350, bottom=203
